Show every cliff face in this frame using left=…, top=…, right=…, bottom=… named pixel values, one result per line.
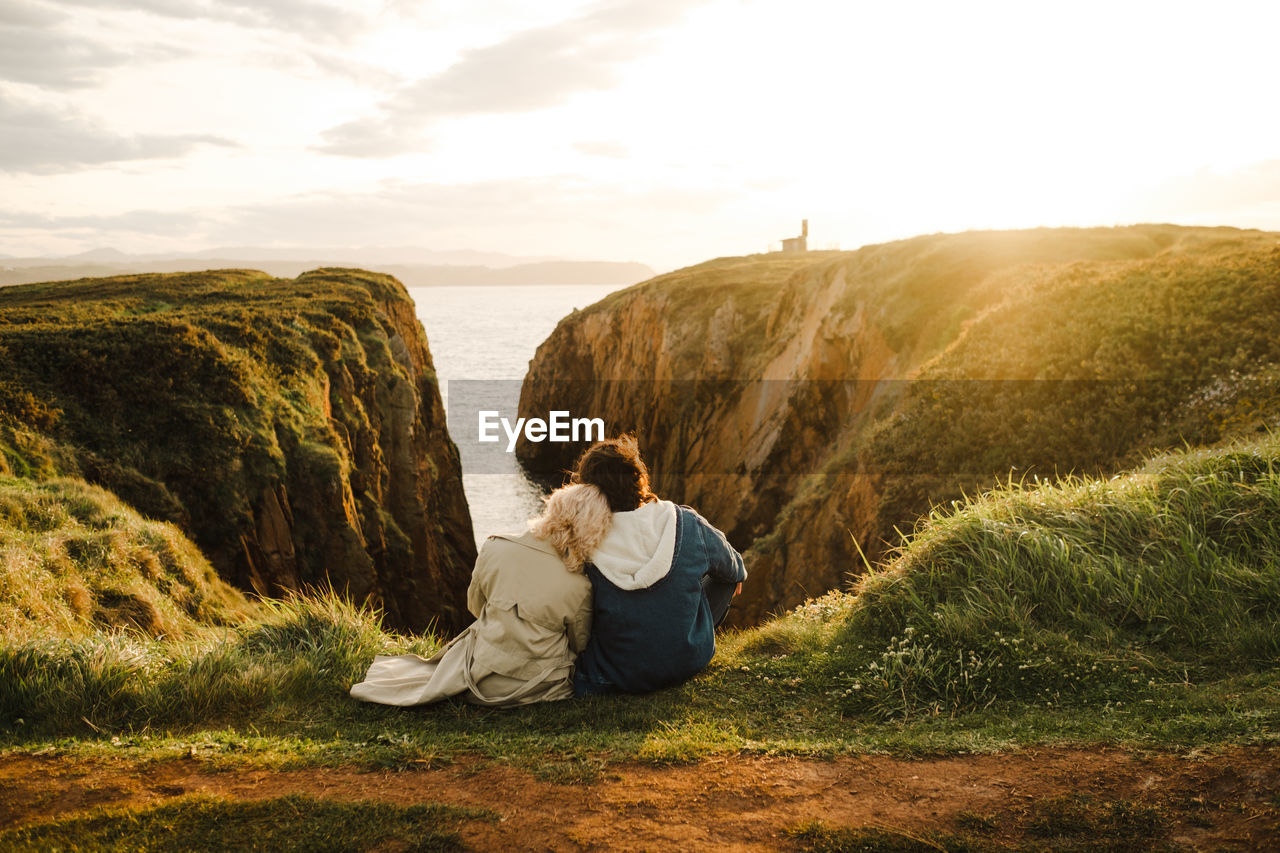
left=519, top=226, right=1280, bottom=625
left=0, top=268, right=475, bottom=633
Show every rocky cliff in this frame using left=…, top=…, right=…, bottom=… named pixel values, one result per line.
left=0, top=268, right=476, bottom=633
left=518, top=226, right=1280, bottom=625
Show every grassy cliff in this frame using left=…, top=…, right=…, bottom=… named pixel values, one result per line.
left=517, top=225, right=1280, bottom=624
left=2, top=235, right=1276, bottom=851
left=0, top=268, right=475, bottom=633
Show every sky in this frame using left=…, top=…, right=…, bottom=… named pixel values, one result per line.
left=2, top=0, right=1279, bottom=272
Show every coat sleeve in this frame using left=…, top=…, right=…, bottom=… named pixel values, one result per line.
left=690, top=508, right=746, bottom=585
left=466, top=541, right=494, bottom=619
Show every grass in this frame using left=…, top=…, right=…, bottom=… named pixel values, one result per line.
left=2, top=435, right=1277, bottom=772
left=831, top=433, right=1280, bottom=717
left=0, top=794, right=492, bottom=852
left=0, top=475, right=252, bottom=642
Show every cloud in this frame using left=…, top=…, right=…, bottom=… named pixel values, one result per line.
left=0, top=176, right=734, bottom=253
left=315, top=0, right=704, bottom=157
left=0, top=93, right=236, bottom=174
left=316, top=116, right=427, bottom=158
left=0, top=0, right=63, bottom=27
left=42, top=0, right=368, bottom=37
left=0, top=1, right=133, bottom=89
left=0, top=207, right=205, bottom=236
left=1141, top=160, right=1280, bottom=214
left=296, top=47, right=403, bottom=89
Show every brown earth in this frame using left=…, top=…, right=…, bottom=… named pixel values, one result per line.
left=2, top=748, right=1277, bottom=851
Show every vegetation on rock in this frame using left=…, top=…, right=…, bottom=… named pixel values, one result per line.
left=517, top=225, right=1280, bottom=624
left=0, top=268, right=475, bottom=632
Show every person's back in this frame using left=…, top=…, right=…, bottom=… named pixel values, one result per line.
left=569, top=436, right=745, bottom=696
left=350, top=482, right=611, bottom=708
left=466, top=530, right=592, bottom=701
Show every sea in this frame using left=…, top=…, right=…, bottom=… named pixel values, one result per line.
left=410, top=284, right=622, bottom=547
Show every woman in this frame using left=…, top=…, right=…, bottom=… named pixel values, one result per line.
left=350, top=482, right=612, bottom=707
left=569, top=435, right=745, bottom=697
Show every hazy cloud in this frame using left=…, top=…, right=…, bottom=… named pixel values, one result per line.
left=0, top=208, right=205, bottom=236
left=43, top=0, right=368, bottom=37
left=297, top=47, right=403, bottom=89
left=0, top=1, right=131, bottom=89
left=0, top=93, right=236, bottom=173
left=1142, top=160, right=1280, bottom=213
left=0, top=176, right=733, bottom=249
left=573, top=140, right=629, bottom=158
left=0, top=0, right=63, bottom=28
left=316, top=0, right=704, bottom=157
left=316, top=116, right=427, bottom=158
left=2, top=0, right=389, bottom=92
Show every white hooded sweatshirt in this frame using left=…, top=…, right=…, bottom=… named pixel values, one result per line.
left=589, top=499, right=678, bottom=590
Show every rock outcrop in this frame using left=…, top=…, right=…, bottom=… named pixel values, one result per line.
left=518, top=226, right=1280, bottom=625
left=0, top=268, right=475, bottom=633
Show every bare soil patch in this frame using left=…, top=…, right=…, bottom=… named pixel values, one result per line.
left=2, top=747, right=1277, bottom=851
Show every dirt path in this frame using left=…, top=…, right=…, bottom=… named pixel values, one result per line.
left=2, top=748, right=1278, bottom=850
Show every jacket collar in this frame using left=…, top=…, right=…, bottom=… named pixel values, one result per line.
left=488, top=528, right=560, bottom=556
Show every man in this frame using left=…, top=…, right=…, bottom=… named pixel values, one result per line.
left=570, top=435, right=745, bottom=696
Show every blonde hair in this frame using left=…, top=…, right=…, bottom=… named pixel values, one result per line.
left=528, top=483, right=613, bottom=572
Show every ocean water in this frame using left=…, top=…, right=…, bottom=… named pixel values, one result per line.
left=410, top=284, right=621, bottom=545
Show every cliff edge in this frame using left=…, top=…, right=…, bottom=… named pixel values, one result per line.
left=0, top=267, right=476, bottom=633
left=518, top=225, right=1280, bottom=624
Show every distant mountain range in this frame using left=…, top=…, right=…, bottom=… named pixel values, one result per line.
left=0, top=247, right=655, bottom=288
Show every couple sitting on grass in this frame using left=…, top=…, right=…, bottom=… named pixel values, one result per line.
left=350, top=435, right=746, bottom=707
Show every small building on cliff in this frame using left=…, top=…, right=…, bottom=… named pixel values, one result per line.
left=779, top=219, right=808, bottom=253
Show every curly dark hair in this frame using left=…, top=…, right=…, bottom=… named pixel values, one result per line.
left=570, top=434, right=655, bottom=513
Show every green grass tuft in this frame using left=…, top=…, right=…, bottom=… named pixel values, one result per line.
left=0, top=475, right=252, bottom=642
left=0, top=793, right=491, bottom=852
left=0, top=591, right=439, bottom=735
left=825, top=434, right=1280, bottom=717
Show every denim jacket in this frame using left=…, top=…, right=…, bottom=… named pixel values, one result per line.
left=574, top=504, right=745, bottom=695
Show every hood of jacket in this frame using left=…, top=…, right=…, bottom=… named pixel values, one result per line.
left=590, top=499, right=678, bottom=590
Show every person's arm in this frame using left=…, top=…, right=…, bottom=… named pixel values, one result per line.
left=691, top=508, right=746, bottom=586
left=567, top=590, right=592, bottom=654
left=466, top=541, right=494, bottom=619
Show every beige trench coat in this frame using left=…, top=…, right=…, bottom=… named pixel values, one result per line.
left=349, top=531, right=592, bottom=708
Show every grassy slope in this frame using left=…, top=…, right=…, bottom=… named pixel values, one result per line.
left=3, top=432, right=1275, bottom=770
left=0, top=268, right=379, bottom=539
left=854, top=231, right=1280, bottom=532
left=0, top=476, right=251, bottom=641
